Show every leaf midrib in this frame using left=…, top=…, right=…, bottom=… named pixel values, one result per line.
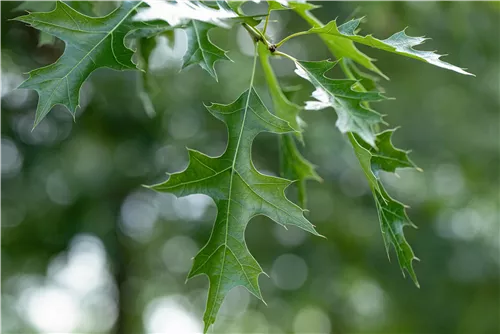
left=205, top=87, right=251, bottom=324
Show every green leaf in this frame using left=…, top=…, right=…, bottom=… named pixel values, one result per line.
left=132, top=20, right=175, bottom=118
left=279, top=135, right=322, bottom=208
left=290, top=2, right=387, bottom=79
left=293, top=59, right=386, bottom=147
left=346, top=59, right=384, bottom=93
left=136, top=36, right=158, bottom=118
left=15, top=1, right=146, bottom=127
left=267, top=1, right=289, bottom=11
left=17, top=0, right=96, bottom=15
left=150, top=88, right=321, bottom=332
left=180, top=1, right=264, bottom=81
left=258, top=45, right=302, bottom=133
left=309, top=18, right=473, bottom=76
left=182, top=20, right=230, bottom=81
left=258, top=43, right=321, bottom=208
left=224, top=1, right=246, bottom=14
left=349, top=130, right=420, bottom=286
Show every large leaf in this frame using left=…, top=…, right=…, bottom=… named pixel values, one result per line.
left=150, top=88, right=321, bottom=332
left=182, top=20, right=230, bottom=81
left=258, top=43, right=320, bottom=208
left=349, top=130, right=420, bottom=286
left=307, top=17, right=473, bottom=76
left=293, top=59, right=386, bottom=147
left=15, top=1, right=156, bottom=127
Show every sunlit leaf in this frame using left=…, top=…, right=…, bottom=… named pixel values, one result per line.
left=134, top=0, right=238, bottom=28
left=293, top=59, right=386, bottom=147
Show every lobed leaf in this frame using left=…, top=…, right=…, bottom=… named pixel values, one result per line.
left=349, top=131, right=420, bottom=286
left=150, top=88, right=321, bottom=332
left=293, top=59, right=386, bottom=147
left=290, top=2, right=387, bottom=79
left=182, top=20, right=230, bottom=81
left=309, top=17, right=473, bottom=76
left=14, top=1, right=174, bottom=127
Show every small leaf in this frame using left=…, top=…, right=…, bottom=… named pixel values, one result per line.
left=293, top=59, right=386, bottom=147
left=349, top=130, right=420, bottom=286
left=150, top=88, right=321, bottom=332
left=182, top=20, right=230, bottom=81
left=309, top=18, right=473, bottom=76
left=15, top=1, right=153, bottom=127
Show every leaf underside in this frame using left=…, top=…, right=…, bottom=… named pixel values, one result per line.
left=151, top=88, right=320, bottom=332
left=294, top=59, right=386, bottom=147
left=288, top=0, right=471, bottom=286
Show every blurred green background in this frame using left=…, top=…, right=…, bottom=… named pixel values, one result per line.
left=2, top=1, right=499, bottom=333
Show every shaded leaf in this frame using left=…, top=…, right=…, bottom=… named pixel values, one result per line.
left=38, top=30, right=56, bottom=47
left=346, top=58, right=384, bottom=93
left=135, top=35, right=158, bottom=117
left=150, top=88, right=321, bottom=332
left=279, top=135, right=322, bottom=208
left=349, top=130, right=420, bottom=286
left=258, top=43, right=320, bottom=208
left=15, top=1, right=149, bottom=127
left=182, top=20, right=230, bottom=81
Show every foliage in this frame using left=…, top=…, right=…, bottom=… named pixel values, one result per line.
left=13, top=1, right=472, bottom=331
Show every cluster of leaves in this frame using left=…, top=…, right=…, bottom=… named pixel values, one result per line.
left=14, top=1, right=472, bottom=331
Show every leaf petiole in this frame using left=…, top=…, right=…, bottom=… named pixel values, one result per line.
left=242, top=22, right=267, bottom=44
left=272, top=50, right=297, bottom=62
left=262, top=5, right=271, bottom=35
left=275, top=31, right=310, bottom=48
